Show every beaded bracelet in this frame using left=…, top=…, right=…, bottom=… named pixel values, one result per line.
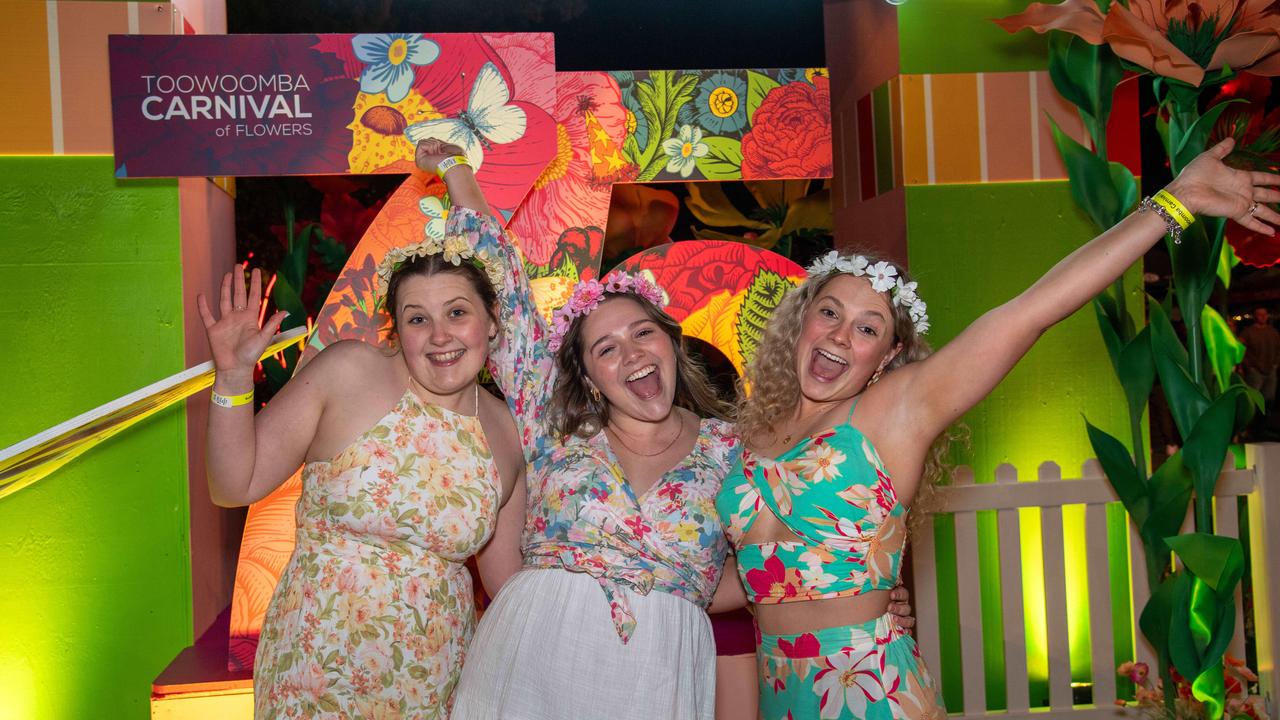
left=1139, top=189, right=1192, bottom=244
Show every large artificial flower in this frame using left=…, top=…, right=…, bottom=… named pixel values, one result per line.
left=996, top=0, right=1280, bottom=87
left=1208, top=73, right=1280, bottom=266
left=741, top=76, right=833, bottom=179
left=663, top=124, right=710, bottom=178
left=507, top=72, right=636, bottom=267
left=694, top=71, right=749, bottom=135
left=352, top=34, right=440, bottom=103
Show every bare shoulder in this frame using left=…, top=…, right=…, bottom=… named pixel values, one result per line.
left=477, top=388, right=523, bottom=500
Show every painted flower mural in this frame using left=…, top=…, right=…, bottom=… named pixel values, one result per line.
left=694, top=71, right=749, bottom=135
left=507, top=72, right=637, bottom=267
left=663, top=124, right=711, bottom=178
left=741, top=76, right=832, bottom=179
left=352, top=33, right=440, bottom=103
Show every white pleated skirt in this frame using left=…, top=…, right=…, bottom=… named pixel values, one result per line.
left=451, top=567, right=716, bottom=720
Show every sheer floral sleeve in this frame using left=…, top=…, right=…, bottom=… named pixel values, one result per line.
left=445, top=206, right=556, bottom=461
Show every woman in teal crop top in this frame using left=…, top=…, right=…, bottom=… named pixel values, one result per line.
left=716, top=140, right=1279, bottom=719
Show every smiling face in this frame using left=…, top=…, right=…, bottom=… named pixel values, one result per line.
left=796, top=274, right=900, bottom=406
left=578, top=295, right=679, bottom=424
left=393, top=272, right=496, bottom=401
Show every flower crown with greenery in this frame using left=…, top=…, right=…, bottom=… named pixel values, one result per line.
left=374, top=233, right=504, bottom=307
left=547, top=270, right=670, bottom=352
left=807, top=251, right=930, bottom=334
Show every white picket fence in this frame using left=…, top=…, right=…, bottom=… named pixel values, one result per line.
left=912, top=443, right=1280, bottom=720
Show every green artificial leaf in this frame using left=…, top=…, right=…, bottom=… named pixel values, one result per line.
left=1181, top=387, right=1244, bottom=525
left=746, top=70, right=782, bottom=119
left=1170, top=219, right=1228, bottom=377
left=1173, top=99, right=1244, bottom=174
left=1149, top=298, right=1210, bottom=438
left=1139, top=575, right=1177, bottom=664
left=1201, top=305, right=1246, bottom=394
left=1085, top=419, right=1146, bottom=523
left=1048, top=32, right=1125, bottom=150
left=313, top=227, right=349, bottom=272
left=1144, top=452, right=1193, bottom=555
left=738, top=270, right=793, bottom=366
left=1093, top=299, right=1125, bottom=372
left=282, top=223, right=313, bottom=292
left=1217, top=239, right=1239, bottom=290
left=1166, top=533, right=1245, bottom=595
left=1118, top=326, right=1155, bottom=429
left=1049, top=116, right=1133, bottom=228
left=1110, top=160, right=1139, bottom=216
left=272, top=274, right=308, bottom=328
left=695, top=136, right=744, bottom=180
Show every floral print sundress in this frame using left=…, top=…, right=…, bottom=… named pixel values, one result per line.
left=252, top=389, right=500, bottom=719
left=715, top=400, right=943, bottom=719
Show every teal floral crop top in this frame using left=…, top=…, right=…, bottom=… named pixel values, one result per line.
left=714, top=408, right=908, bottom=605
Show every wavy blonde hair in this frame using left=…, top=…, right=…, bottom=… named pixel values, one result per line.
left=736, top=250, right=962, bottom=510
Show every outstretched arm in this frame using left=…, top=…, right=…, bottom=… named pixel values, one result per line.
left=415, top=139, right=558, bottom=461
left=898, top=138, right=1280, bottom=440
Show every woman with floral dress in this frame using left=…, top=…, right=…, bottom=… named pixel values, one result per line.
left=200, top=140, right=523, bottom=718
left=446, top=246, right=741, bottom=718
left=717, top=139, right=1280, bottom=719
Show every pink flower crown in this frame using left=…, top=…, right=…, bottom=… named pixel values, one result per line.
left=547, top=271, right=669, bottom=352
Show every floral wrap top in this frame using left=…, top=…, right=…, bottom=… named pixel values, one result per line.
left=456, top=208, right=741, bottom=643
left=715, top=404, right=908, bottom=605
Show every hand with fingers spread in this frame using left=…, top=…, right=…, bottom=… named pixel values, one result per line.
left=1166, top=137, right=1280, bottom=234
left=196, top=264, right=289, bottom=381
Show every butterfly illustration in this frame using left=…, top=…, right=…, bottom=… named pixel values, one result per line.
left=404, top=61, right=527, bottom=172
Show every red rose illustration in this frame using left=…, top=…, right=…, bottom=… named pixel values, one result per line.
left=741, top=76, right=832, bottom=179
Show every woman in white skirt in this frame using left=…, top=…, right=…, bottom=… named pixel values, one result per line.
left=449, top=245, right=742, bottom=719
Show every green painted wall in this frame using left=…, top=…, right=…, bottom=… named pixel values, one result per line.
left=898, top=0, right=1049, bottom=75
left=907, top=181, right=1140, bottom=711
left=0, top=156, right=191, bottom=720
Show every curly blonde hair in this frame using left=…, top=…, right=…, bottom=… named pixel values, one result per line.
left=736, top=250, right=961, bottom=509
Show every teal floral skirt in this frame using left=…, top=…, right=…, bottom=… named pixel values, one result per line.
left=757, top=613, right=944, bottom=720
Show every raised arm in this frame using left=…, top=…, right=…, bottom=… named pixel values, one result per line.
left=198, top=266, right=318, bottom=506
left=415, top=139, right=558, bottom=461
left=898, top=138, right=1280, bottom=440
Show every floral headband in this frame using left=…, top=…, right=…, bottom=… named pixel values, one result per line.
left=547, top=270, right=670, bottom=352
left=807, top=251, right=930, bottom=334
left=374, top=233, right=504, bottom=306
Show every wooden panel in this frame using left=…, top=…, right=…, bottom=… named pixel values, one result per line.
left=929, top=73, right=981, bottom=184
left=934, top=470, right=1256, bottom=512
left=1085, top=501, right=1116, bottom=706
left=954, top=476, right=987, bottom=712
left=981, top=71, right=1033, bottom=183
left=1128, top=517, right=1158, bottom=672
left=996, top=464, right=1030, bottom=712
left=0, top=0, right=54, bottom=153
left=1215, top=495, right=1247, bottom=664
left=899, top=74, right=929, bottom=186
left=1039, top=464, right=1073, bottom=710
left=911, top=513, right=944, bottom=690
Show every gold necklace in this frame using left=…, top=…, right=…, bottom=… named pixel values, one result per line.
left=607, top=413, right=686, bottom=457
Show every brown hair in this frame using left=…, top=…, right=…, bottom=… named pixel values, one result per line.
left=383, top=254, right=499, bottom=340
left=550, top=293, right=734, bottom=439
left=736, top=250, right=959, bottom=508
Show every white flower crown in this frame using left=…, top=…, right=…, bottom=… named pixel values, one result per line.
left=807, top=251, right=930, bottom=334
left=374, top=236, right=503, bottom=305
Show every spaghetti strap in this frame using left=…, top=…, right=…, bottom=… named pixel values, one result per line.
left=846, top=396, right=860, bottom=424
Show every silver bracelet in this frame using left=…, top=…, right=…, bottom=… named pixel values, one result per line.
left=1138, top=196, right=1183, bottom=244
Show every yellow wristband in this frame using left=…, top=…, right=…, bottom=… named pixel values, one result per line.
left=436, top=155, right=470, bottom=179
left=211, top=389, right=254, bottom=408
left=1152, top=189, right=1193, bottom=229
